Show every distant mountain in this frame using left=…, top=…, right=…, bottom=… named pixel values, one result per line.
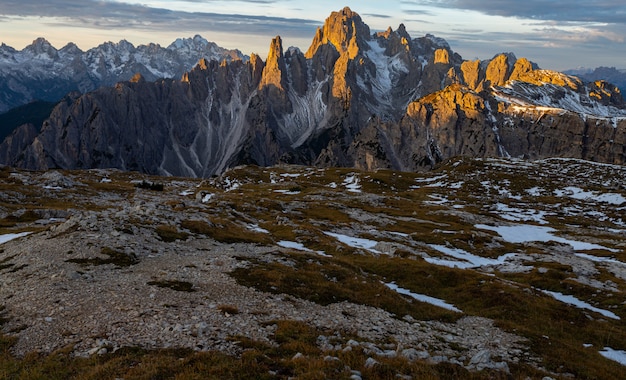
left=1, top=7, right=625, bottom=177
left=0, top=35, right=247, bottom=113
left=565, top=67, right=626, bottom=93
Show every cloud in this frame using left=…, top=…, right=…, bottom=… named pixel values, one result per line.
left=425, top=0, right=626, bottom=24
left=404, top=9, right=435, bottom=16
left=363, top=13, right=392, bottom=19
left=0, top=0, right=320, bottom=37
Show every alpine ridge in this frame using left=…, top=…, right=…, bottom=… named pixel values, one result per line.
left=1, top=7, right=625, bottom=177
left=0, top=35, right=247, bottom=113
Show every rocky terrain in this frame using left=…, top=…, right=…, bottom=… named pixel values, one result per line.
left=0, top=35, right=246, bottom=113
left=2, top=7, right=625, bottom=177
left=1, top=157, right=626, bottom=378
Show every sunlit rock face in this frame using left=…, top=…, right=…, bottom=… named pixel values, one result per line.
left=1, top=7, right=625, bottom=177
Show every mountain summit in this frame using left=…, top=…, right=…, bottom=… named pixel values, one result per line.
left=1, top=7, right=625, bottom=176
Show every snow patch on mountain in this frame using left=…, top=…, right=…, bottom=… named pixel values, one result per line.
left=493, top=82, right=626, bottom=119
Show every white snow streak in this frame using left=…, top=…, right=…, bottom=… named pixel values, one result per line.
left=0, top=232, right=31, bottom=245
left=324, top=232, right=380, bottom=254
left=540, top=289, right=620, bottom=320
left=476, top=224, right=617, bottom=252
left=385, top=282, right=462, bottom=313
left=600, top=348, right=626, bottom=366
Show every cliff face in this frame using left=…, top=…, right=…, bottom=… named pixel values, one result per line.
left=1, top=8, right=625, bottom=177
left=349, top=84, right=626, bottom=172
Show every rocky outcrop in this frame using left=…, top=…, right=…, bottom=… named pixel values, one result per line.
left=349, top=79, right=626, bottom=171
left=1, top=7, right=625, bottom=177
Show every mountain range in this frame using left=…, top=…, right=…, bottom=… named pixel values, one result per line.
left=0, top=35, right=246, bottom=113
left=1, top=7, right=625, bottom=177
left=564, top=67, right=626, bottom=94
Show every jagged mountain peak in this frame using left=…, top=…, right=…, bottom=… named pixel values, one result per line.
left=59, top=42, right=83, bottom=55
left=23, top=37, right=58, bottom=59
left=305, top=6, right=371, bottom=59
left=168, top=35, right=211, bottom=50
left=27, top=37, right=54, bottom=49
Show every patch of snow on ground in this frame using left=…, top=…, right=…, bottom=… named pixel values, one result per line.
left=278, top=241, right=309, bottom=251
left=493, top=203, right=549, bottom=224
left=343, top=174, right=362, bottom=193
left=526, top=187, right=544, bottom=196
left=0, top=232, right=31, bottom=245
left=414, top=174, right=447, bottom=184
left=247, top=224, right=269, bottom=234
left=179, top=190, right=194, bottom=196
left=385, top=282, right=462, bottom=313
left=324, top=232, right=380, bottom=254
left=554, top=186, right=626, bottom=205
left=388, top=231, right=410, bottom=238
left=425, top=181, right=446, bottom=188
left=575, top=253, right=626, bottom=266
left=425, top=195, right=449, bottom=205
left=201, top=193, right=214, bottom=203
left=280, top=173, right=301, bottom=178
left=476, top=224, right=618, bottom=252
left=100, top=178, right=112, bottom=183
left=540, top=289, right=620, bottom=320
left=222, top=178, right=241, bottom=192
left=274, top=189, right=301, bottom=195
left=600, top=347, right=626, bottom=366
left=277, top=240, right=330, bottom=257
left=426, top=244, right=515, bottom=269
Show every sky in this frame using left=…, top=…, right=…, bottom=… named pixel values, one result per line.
left=0, top=0, right=625, bottom=71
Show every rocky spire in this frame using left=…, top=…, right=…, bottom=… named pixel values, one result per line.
left=305, top=6, right=371, bottom=59
left=259, top=36, right=287, bottom=91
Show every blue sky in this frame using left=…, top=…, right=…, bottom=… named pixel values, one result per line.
left=0, top=0, right=625, bottom=70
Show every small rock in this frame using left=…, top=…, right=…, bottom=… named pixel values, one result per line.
left=492, top=361, right=510, bottom=373
left=292, top=352, right=304, bottom=360
left=379, top=349, right=397, bottom=358
left=401, top=348, right=430, bottom=361
left=429, top=355, right=448, bottom=364
left=469, top=349, right=491, bottom=366
left=364, top=357, right=379, bottom=368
